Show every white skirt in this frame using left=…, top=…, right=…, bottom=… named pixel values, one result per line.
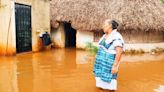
left=95, top=77, right=117, bottom=90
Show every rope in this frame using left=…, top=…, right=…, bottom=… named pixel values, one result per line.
left=5, top=2, right=14, bottom=56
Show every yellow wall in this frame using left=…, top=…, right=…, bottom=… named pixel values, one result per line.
left=51, top=23, right=65, bottom=48
left=76, top=31, right=94, bottom=49
left=0, top=0, right=50, bottom=55
left=0, top=0, right=15, bottom=55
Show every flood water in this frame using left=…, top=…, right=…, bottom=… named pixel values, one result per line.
left=0, top=48, right=164, bottom=92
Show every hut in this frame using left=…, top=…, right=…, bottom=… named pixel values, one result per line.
left=50, top=0, right=164, bottom=51
left=0, top=0, right=50, bottom=55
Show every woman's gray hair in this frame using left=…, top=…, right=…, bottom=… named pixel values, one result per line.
left=105, top=19, right=119, bottom=30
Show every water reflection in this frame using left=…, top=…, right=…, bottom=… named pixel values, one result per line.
left=118, top=60, right=164, bottom=92
left=0, top=49, right=164, bottom=92
left=0, top=57, right=18, bottom=92
left=154, top=85, right=164, bottom=92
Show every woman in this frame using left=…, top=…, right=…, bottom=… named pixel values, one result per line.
left=93, top=19, right=125, bottom=92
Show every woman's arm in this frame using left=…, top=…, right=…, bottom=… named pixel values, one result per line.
left=112, top=46, right=123, bottom=74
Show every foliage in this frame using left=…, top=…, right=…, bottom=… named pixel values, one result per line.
left=151, top=47, right=164, bottom=53
left=161, top=0, right=164, bottom=3
left=85, top=42, right=98, bottom=55
left=125, top=49, right=145, bottom=55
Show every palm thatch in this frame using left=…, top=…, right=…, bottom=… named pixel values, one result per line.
left=50, top=0, right=164, bottom=43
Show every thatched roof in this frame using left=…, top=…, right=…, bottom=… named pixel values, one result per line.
left=50, top=0, right=164, bottom=32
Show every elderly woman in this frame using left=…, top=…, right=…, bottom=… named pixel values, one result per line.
left=93, top=19, right=125, bottom=92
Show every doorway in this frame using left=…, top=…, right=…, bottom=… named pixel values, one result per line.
left=15, top=3, right=32, bottom=53
left=63, top=21, right=76, bottom=47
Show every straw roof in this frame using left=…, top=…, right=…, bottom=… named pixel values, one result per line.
left=50, top=0, right=164, bottom=32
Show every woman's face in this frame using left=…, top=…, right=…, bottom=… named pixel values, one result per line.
left=103, top=22, right=112, bottom=34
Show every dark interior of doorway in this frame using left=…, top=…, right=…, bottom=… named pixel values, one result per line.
left=63, top=21, right=77, bottom=48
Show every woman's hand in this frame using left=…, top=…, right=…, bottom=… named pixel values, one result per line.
left=111, top=47, right=123, bottom=74
left=111, top=65, right=118, bottom=74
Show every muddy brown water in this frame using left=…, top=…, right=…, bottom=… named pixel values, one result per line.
left=0, top=48, right=164, bottom=92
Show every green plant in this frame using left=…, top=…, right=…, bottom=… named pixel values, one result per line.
left=85, top=42, right=98, bottom=55
left=43, top=0, right=50, bottom=2
left=161, top=0, right=164, bottom=3
left=124, top=49, right=145, bottom=55
left=151, top=47, right=164, bottom=53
